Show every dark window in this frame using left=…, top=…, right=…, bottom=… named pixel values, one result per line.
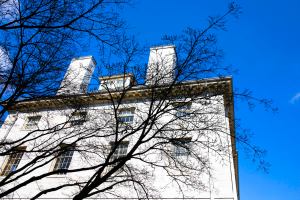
left=174, top=103, right=192, bottom=118
left=109, top=141, right=129, bottom=170
left=70, top=112, right=87, bottom=126
left=172, top=138, right=191, bottom=157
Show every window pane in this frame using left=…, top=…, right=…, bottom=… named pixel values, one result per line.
left=70, top=112, right=87, bottom=126
left=110, top=142, right=128, bottom=160
left=1, top=148, right=25, bottom=176
left=175, top=103, right=191, bottom=118
left=118, top=109, right=134, bottom=124
left=53, top=146, right=74, bottom=174
left=172, top=138, right=191, bottom=157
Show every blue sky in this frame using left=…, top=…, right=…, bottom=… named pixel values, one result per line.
left=116, top=0, right=300, bottom=199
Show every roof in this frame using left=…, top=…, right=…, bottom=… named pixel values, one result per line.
left=99, top=73, right=134, bottom=81
left=6, top=76, right=233, bottom=112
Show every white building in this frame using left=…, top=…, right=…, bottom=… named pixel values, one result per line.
left=0, top=45, right=239, bottom=200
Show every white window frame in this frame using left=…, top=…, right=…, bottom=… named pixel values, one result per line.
left=1, top=147, right=26, bottom=176
left=117, top=108, right=134, bottom=125
left=53, top=145, right=75, bottom=174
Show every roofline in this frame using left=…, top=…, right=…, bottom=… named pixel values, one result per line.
left=10, top=76, right=233, bottom=105
left=224, top=77, right=240, bottom=199
left=99, top=73, right=134, bottom=81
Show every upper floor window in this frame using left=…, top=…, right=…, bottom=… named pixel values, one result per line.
left=118, top=109, right=134, bottom=124
left=24, top=116, right=41, bottom=129
left=1, top=147, right=26, bottom=176
left=174, top=103, right=192, bottom=118
left=70, top=111, right=87, bottom=126
left=116, top=79, right=124, bottom=88
left=53, top=145, right=75, bottom=174
left=172, top=138, right=191, bottom=157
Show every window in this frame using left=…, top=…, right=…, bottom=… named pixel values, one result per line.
left=70, top=112, right=87, bottom=126
left=115, top=79, right=124, bottom=89
left=24, top=116, right=41, bottom=129
left=117, top=109, right=134, bottom=124
left=172, top=138, right=191, bottom=157
left=174, top=103, right=192, bottom=118
left=103, top=79, right=126, bottom=90
left=109, top=141, right=129, bottom=166
left=53, top=145, right=75, bottom=174
left=1, top=147, right=26, bottom=176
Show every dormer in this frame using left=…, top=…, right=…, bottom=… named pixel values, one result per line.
left=98, top=74, right=135, bottom=91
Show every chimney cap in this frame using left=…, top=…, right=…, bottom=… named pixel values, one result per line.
left=150, top=44, right=175, bottom=50
left=71, top=55, right=97, bottom=65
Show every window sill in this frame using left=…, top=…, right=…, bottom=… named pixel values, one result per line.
left=47, top=174, right=68, bottom=178
left=20, top=128, right=37, bottom=131
left=167, top=174, right=189, bottom=177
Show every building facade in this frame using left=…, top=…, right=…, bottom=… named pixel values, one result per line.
left=0, top=45, right=239, bottom=200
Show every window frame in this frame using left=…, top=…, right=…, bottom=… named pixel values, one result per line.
left=117, top=108, right=135, bottom=125
left=173, top=102, right=192, bottom=118
left=52, top=144, right=75, bottom=174
left=1, top=146, right=26, bottom=176
left=108, top=141, right=129, bottom=172
left=69, top=111, right=87, bottom=126
left=109, top=141, right=129, bottom=162
left=171, top=138, right=192, bottom=157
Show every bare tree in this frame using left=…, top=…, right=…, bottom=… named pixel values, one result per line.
left=0, top=0, right=128, bottom=120
left=0, top=2, right=271, bottom=200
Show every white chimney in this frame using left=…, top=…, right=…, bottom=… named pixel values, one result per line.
left=146, top=45, right=176, bottom=85
left=57, top=56, right=96, bottom=95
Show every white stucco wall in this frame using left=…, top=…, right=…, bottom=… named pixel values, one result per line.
left=0, top=95, right=238, bottom=200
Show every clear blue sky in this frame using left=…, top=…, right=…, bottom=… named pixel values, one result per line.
left=116, top=0, right=300, bottom=199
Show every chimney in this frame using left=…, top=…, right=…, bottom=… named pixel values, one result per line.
left=146, top=45, right=176, bottom=85
left=57, top=56, right=96, bottom=95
